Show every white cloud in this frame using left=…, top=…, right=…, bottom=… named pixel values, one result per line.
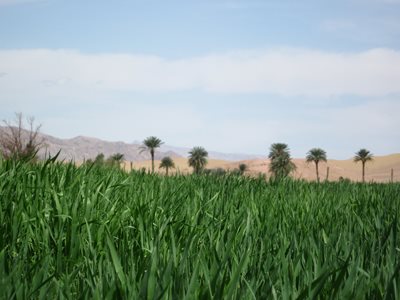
left=1, top=48, right=400, bottom=98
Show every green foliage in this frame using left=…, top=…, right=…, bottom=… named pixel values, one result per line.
left=268, top=143, right=296, bottom=179
left=306, top=148, right=327, bottom=164
left=85, top=152, right=124, bottom=169
left=111, top=152, right=124, bottom=162
left=0, top=159, right=399, bottom=299
left=188, top=146, right=208, bottom=174
left=94, top=153, right=105, bottom=164
left=204, top=167, right=227, bottom=176
left=354, top=149, right=373, bottom=163
left=106, top=153, right=125, bottom=168
left=339, top=176, right=351, bottom=183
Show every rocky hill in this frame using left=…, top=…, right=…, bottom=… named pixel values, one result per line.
left=0, top=126, right=262, bottom=162
left=0, top=127, right=180, bottom=161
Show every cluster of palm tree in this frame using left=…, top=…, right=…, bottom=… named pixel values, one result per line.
left=272, top=144, right=373, bottom=183
left=139, top=136, right=209, bottom=175
left=139, top=136, right=375, bottom=182
left=1, top=113, right=379, bottom=182
left=85, top=152, right=125, bottom=168
left=305, top=148, right=374, bottom=182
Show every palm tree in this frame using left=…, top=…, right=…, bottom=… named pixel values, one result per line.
left=140, top=136, right=164, bottom=173
left=188, top=146, right=208, bottom=174
left=110, top=153, right=124, bottom=168
left=268, top=143, right=296, bottom=179
left=238, top=163, right=248, bottom=175
left=306, top=148, right=327, bottom=182
left=94, top=153, right=105, bottom=165
left=354, top=149, right=373, bottom=182
left=159, top=156, right=175, bottom=176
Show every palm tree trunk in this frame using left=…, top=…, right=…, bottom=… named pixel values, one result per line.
left=315, top=161, right=319, bottom=183
left=166, top=167, right=169, bottom=176
left=151, top=150, right=154, bottom=173
left=362, top=161, right=365, bottom=182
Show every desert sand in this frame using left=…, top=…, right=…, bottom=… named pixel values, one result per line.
left=123, top=154, right=400, bottom=182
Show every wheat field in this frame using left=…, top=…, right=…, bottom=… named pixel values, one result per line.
left=1, top=159, right=399, bottom=299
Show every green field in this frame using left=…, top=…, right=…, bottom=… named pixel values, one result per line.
left=1, top=159, right=399, bottom=299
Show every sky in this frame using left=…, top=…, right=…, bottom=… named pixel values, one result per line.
left=0, top=0, right=400, bottom=159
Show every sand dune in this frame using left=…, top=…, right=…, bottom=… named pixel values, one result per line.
left=124, top=154, right=400, bottom=182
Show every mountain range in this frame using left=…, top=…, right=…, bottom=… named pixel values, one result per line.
left=0, top=127, right=263, bottom=162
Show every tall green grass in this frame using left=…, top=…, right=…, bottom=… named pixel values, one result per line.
left=0, top=158, right=399, bottom=299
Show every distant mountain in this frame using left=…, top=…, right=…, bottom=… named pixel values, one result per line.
left=0, top=127, right=263, bottom=161
left=40, top=134, right=182, bottom=162
left=0, top=127, right=180, bottom=161
left=160, top=145, right=264, bottom=161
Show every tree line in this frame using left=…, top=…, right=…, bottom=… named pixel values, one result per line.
left=0, top=113, right=379, bottom=182
left=137, top=136, right=374, bottom=182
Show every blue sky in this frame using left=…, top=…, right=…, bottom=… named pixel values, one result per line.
left=0, top=0, right=400, bottom=158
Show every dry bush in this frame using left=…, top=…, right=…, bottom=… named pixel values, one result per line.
left=0, top=112, right=44, bottom=160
